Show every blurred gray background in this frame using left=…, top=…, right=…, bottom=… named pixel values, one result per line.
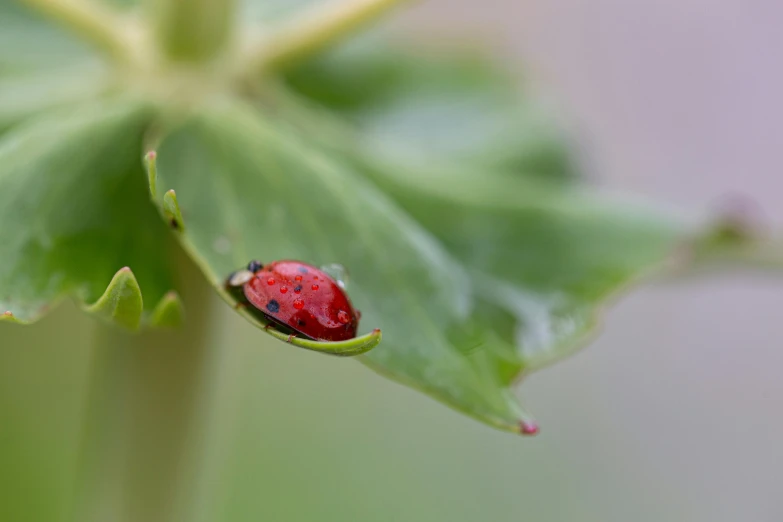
left=3, top=1, right=783, bottom=521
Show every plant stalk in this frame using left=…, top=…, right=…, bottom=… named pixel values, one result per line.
left=73, top=254, right=217, bottom=522
left=247, top=0, right=411, bottom=72
left=145, top=0, right=237, bottom=62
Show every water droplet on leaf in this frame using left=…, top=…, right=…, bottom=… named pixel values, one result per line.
left=212, top=236, right=231, bottom=254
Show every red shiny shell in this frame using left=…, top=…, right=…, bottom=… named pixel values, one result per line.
left=244, top=260, right=359, bottom=342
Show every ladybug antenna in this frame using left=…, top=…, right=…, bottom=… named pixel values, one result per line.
left=247, top=260, right=263, bottom=272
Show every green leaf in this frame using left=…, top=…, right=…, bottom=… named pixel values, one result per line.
left=283, top=42, right=579, bottom=182
left=357, top=158, right=680, bottom=372
left=82, top=266, right=143, bottom=330
left=0, top=99, right=175, bottom=326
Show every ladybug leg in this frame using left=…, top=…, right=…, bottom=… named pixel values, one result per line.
left=234, top=302, right=246, bottom=310
left=286, top=333, right=296, bottom=343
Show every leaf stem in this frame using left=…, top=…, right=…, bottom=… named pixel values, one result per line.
left=247, top=0, right=412, bottom=72
left=144, top=0, right=237, bottom=62
left=19, top=0, right=135, bottom=64
left=72, top=252, right=217, bottom=522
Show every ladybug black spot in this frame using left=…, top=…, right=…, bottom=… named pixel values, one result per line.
left=266, top=299, right=280, bottom=313
left=294, top=285, right=302, bottom=292
left=297, top=319, right=306, bottom=327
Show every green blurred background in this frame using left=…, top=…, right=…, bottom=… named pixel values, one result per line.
left=3, top=0, right=783, bottom=521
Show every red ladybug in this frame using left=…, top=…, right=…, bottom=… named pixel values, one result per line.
left=225, top=260, right=360, bottom=342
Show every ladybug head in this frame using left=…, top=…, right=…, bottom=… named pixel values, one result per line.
left=247, top=260, right=263, bottom=273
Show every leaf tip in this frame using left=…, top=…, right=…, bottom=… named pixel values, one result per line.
left=148, top=290, right=185, bottom=328
left=0, top=310, right=22, bottom=324
left=162, top=189, right=185, bottom=232
left=519, top=420, right=540, bottom=436
left=84, top=266, right=144, bottom=330
left=0, top=310, right=17, bottom=323
left=256, top=320, right=382, bottom=356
